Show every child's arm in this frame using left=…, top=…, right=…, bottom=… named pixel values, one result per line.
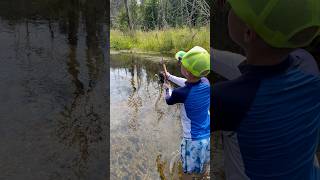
left=163, top=82, right=187, bottom=105
left=166, top=72, right=187, bottom=87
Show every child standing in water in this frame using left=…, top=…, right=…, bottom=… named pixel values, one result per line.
left=163, top=46, right=210, bottom=179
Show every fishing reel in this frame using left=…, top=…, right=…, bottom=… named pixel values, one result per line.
left=153, top=72, right=165, bottom=85
left=158, top=71, right=165, bottom=84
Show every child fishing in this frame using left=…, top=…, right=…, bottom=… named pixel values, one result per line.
left=162, top=46, right=210, bottom=179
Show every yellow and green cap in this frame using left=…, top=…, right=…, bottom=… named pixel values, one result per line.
left=175, top=51, right=186, bottom=61
left=181, top=46, right=210, bottom=77
left=228, top=0, right=320, bottom=48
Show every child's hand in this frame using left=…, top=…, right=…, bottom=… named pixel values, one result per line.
left=160, top=71, right=170, bottom=79
left=163, top=82, right=171, bottom=90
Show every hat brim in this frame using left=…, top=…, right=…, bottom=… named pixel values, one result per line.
left=175, top=51, right=186, bottom=61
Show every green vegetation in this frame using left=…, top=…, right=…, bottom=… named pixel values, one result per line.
left=110, top=27, right=210, bottom=54
left=111, top=0, right=210, bottom=53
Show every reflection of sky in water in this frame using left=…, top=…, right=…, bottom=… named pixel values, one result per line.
left=0, top=16, right=108, bottom=179
left=110, top=56, right=184, bottom=179
left=110, top=68, right=133, bottom=103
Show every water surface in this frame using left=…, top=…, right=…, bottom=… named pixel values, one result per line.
left=0, top=1, right=108, bottom=179
left=110, top=53, right=184, bottom=179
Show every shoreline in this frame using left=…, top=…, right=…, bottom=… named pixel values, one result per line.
left=110, top=49, right=175, bottom=62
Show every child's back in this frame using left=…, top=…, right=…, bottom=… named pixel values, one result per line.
left=166, top=75, right=210, bottom=139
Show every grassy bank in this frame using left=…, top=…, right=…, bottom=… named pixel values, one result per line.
left=110, top=27, right=210, bottom=54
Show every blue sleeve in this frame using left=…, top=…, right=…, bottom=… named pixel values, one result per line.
left=165, top=86, right=190, bottom=105
left=212, top=75, right=261, bottom=131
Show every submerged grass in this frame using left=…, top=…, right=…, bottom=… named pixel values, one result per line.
left=110, top=27, right=210, bottom=54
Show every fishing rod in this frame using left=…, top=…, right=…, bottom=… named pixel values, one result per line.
left=158, top=57, right=168, bottom=84
left=152, top=57, right=169, bottom=121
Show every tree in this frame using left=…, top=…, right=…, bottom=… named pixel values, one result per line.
left=143, top=0, right=158, bottom=30
left=124, top=0, right=133, bottom=30
left=110, top=0, right=209, bottom=31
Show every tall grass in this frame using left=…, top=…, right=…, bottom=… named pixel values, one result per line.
left=110, top=27, right=210, bottom=54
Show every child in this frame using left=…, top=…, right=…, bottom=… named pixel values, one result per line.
left=212, top=1, right=320, bottom=179
left=163, top=46, right=210, bottom=178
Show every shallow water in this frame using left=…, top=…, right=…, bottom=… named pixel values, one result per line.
left=110, top=53, right=185, bottom=179
left=0, top=1, right=108, bottom=179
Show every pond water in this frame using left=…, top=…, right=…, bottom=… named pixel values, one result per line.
left=110, top=53, right=185, bottom=179
left=0, top=0, right=108, bottom=179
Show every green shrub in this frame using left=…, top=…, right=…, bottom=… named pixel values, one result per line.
left=110, top=27, right=210, bottom=54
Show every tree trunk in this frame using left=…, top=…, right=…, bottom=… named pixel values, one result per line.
left=124, top=0, right=133, bottom=30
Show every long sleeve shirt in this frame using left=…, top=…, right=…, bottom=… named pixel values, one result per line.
left=164, top=74, right=210, bottom=140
